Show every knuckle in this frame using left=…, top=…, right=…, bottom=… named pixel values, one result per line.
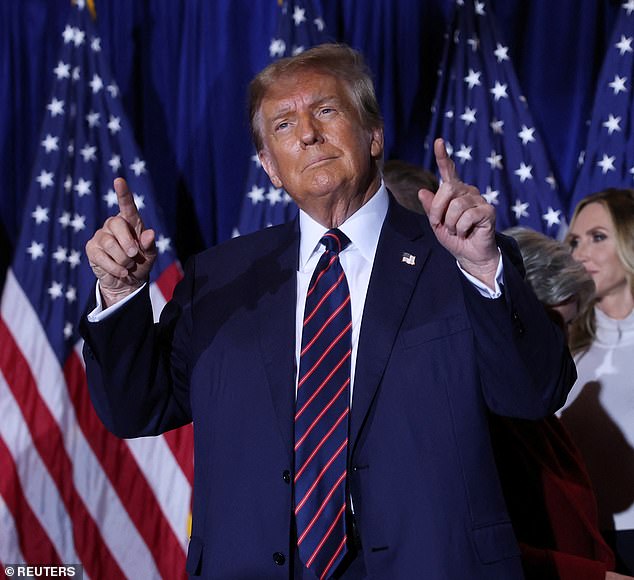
left=86, top=233, right=105, bottom=254
left=102, top=235, right=120, bottom=253
left=106, top=215, right=129, bottom=232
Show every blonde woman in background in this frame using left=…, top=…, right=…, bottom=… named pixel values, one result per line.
left=561, top=188, right=634, bottom=575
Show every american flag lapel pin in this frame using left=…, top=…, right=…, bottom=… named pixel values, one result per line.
left=401, top=252, right=416, bottom=266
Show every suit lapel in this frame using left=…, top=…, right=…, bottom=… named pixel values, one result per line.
left=256, top=222, right=299, bottom=461
left=253, top=204, right=437, bottom=459
left=349, top=202, right=434, bottom=452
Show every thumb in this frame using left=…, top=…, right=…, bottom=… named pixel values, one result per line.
left=139, top=228, right=157, bottom=255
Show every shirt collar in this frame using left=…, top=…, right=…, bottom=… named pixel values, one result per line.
left=298, top=182, right=389, bottom=270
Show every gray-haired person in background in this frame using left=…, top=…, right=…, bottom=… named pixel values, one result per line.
left=503, top=226, right=595, bottom=334
left=384, top=159, right=627, bottom=579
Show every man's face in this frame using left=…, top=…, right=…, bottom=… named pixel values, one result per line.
left=257, top=70, right=383, bottom=222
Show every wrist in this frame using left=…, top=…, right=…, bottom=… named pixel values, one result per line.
left=99, top=283, right=143, bottom=308
left=457, top=249, right=501, bottom=290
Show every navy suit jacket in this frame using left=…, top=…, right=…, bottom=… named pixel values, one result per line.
left=81, top=199, right=576, bottom=579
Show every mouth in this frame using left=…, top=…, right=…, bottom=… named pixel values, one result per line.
left=303, top=156, right=336, bottom=171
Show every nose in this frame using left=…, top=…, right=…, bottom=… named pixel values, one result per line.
left=572, top=239, right=589, bottom=264
left=298, top=114, right=323, bottom=147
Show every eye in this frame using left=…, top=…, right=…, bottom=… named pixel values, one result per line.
left=319, top=107, right=336, bottom=116
left=567, top=237, right=579, bottom=250
left=275, top=121, right=290, bottom=132
left=592, top=232, right=607, bottom=242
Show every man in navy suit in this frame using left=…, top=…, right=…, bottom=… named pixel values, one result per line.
left=81, top=44, right=576, bottom=578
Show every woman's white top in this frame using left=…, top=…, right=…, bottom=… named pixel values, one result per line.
left=559, top=307, right=634, bottom=531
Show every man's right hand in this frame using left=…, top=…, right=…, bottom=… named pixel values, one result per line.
left=85, top=177, right=157, bottom=308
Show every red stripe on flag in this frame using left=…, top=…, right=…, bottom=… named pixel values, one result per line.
left=156, top=261, right=183, bottom=302
left=0, top=437, right=61, bottom=564
left=0, top=318, right=124, bottom=579
left=64, top=350, right=187, bottom=579
left=163, top=425, right=194, bottom=485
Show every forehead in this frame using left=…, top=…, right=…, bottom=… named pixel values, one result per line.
left=259, top=70, right=350, bottom=115
left=572, top=202, right=612, bottom=231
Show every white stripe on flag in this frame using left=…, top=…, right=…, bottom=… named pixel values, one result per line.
left=0, top=493, right=25, bottom=565
left=149, top=280, right=168, bottom=322
left=0, top=371, right=76, bottom=562
left=1, top=272, right=161, bottom=578
left=73, top=284, right=192, bottom=551
left=0, top=492, right=25, bottom=565
left=125, top=435, right=191, bottom=549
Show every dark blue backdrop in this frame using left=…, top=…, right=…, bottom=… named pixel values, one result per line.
left=0, top=0, right=621, bottom=277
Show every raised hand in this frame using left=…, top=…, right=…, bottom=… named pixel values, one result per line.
left=418, top=138, right=499, bottom=288
left=85, top=177, right=157, bottom=307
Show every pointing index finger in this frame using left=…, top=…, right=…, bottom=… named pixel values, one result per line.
left=114, top=177, right=140, bottom=222
left=434, top=137, right=460, bottom=185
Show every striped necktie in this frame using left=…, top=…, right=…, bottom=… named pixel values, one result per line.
left=294, top=228, right=352, bottom=580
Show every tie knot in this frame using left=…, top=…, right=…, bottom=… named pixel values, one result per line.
left=321, top=229, right=350, bottom=255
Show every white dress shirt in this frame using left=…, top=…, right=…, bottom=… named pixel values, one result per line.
left=296, top=183, right=388, bottom=402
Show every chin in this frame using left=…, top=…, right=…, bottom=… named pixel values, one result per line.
left=309, top=174, right=345, bottom=194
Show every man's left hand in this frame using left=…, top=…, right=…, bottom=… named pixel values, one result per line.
left=419, top=137, right=499, bottom=289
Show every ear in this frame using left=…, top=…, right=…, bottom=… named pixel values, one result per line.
left=258, top=150, right=283, bottom=189
left=370, top=127, right=384, bottom=160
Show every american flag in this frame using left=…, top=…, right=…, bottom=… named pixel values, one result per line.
left=0, top=2, right=193, bottom=578
left=423, top=0, right=566, bottom=235
left=569, top=0, right=634, bottom=213
left=234, top=0, right=328, bottom=236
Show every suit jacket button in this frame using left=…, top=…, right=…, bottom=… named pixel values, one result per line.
left=512, top=310, right=525, bottom=335
left=282, top=470, right=291, bottom=484
left=273, top=552, right=286, bottom=566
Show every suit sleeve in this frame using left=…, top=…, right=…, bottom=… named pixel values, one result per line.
left=462, top=233, right=577, bottom=419
left=79, top=259, right=196, bottom=438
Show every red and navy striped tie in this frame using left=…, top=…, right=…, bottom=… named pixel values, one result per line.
left=294, top=228, right=352, bottom=580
